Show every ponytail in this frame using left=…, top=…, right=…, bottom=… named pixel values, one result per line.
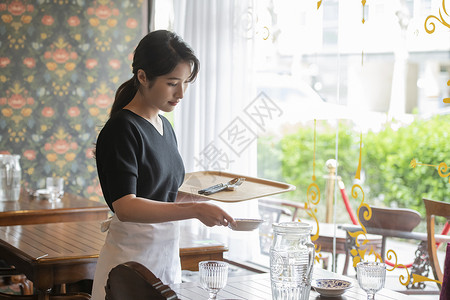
left=109, top=76, right=138, bottom=117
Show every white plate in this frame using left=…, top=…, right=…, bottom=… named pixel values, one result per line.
left=228, top=218, right=264, bottom=231
left=312, top=279, right=352, bottom=297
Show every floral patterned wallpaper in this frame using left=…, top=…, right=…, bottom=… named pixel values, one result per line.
left=0, top=0, right=145, bottom=202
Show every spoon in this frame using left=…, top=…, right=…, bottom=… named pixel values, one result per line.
left=203, top=178, right=245, bottom=195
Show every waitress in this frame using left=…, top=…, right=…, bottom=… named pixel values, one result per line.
left=91, top=30, right=235, bottom=300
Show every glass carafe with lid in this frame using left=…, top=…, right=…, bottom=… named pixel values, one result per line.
left=270, top=222, right=315, bottom=300
left=0, top=154, right=22, bottom=201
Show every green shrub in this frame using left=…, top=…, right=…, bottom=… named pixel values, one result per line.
left=257, top=115, right=449, bottom=220
left=257, top=120, right=359, bottom=223
left=363, top=114, right=450, bottom=217
left=279, top=121, right=357, bottom=200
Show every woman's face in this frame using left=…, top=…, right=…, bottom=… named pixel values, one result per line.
left=137, top=61, right=192, bottom=113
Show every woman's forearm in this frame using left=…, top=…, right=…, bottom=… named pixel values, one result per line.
left=112, top=194, right=235, bottom=227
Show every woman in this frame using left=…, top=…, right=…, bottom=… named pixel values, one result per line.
left=92, top=30, right=235, bottom=300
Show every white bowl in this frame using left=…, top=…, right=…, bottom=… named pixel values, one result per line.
left=312, top=279, right=352, bottom=297
left=228, top=218, right=264, bottom=231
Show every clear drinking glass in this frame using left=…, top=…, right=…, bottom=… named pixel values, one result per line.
left=46, top=177, right=64, bottom=201
left=357, top=262, right=386, bottom=300
left=199, top=260, right=228, bottom=300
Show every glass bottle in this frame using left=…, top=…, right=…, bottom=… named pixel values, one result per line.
left=0, top=154, right=21, bottom=201
left=270, top=222, right=315, bottom=300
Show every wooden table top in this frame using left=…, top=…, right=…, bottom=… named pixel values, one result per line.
left=0, top=189, right=110, bottom=226
left=171, top=267, right=419, bottom=300
left=0, top=221, right=228, bottom=293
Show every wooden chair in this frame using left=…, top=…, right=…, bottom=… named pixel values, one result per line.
left=0, top=292, right=91, bottom=300
left=359, top=205, right=422, bottom=231
left=0, top=275, right=32, bottom=296
left=0, top=262, right=33, bottom=295
left=257, top=198, right=334, bottom=268
left=358, top=205, right=422, bottom=259
left=105, top=261, right=179, bottom=300
left=258, top=198, right=298, bottom=255
left=424, top=198, right=450, bottom=289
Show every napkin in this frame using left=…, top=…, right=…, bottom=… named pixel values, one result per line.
left=440, top=243, right=450, bottom=300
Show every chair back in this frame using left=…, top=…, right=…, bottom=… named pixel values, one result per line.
left=258, top=199, right=293, bottom=255
left=424, top=198, right=450, bottom=287
left=358, top=205, right=421, bottom=232
left=105, top=261, right=179, bottom=300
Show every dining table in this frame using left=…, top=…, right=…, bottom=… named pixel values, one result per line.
left=0, top=220, right=228, bottom=300
left=170, top=267, right=420, bottom=299
left=0, top=188, right=110, bottom=226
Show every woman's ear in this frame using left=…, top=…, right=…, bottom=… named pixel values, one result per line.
left=137, top=69, right=148, bottom=87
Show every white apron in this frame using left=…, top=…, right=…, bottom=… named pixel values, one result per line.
left=91, top=215, right=182, bottom=300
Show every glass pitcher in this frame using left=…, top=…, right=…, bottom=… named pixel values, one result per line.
left=270, top=222, right=315, bottom=300
left=0, top=154, right=22, bottom=201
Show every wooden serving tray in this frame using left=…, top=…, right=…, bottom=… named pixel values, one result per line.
left=178, top=171, right=296, bottom=202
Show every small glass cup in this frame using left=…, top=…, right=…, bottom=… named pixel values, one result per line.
left=357, top=261, right=386, bottom=300
left=46, top=177, right=64, bottom=202
left=199, top=260, right=228, bottom=300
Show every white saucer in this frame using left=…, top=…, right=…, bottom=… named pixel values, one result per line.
left=312, top=279, right=352, bottom=297
left=228, top=218, right=264, bottom=231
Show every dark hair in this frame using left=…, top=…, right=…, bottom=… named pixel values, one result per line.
left=109, top=30, right=200, bottom=117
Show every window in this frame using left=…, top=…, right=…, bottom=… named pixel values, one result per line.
left=154, top=2, right=449, bottom=287
left=252, top=0, right=449, bottom=283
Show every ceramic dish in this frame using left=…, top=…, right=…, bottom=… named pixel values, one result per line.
left=311, top=279, right=352, bottom=297
left=36, top=189, right=51, bottom=200
left=228, top=218, right=264, bottom=231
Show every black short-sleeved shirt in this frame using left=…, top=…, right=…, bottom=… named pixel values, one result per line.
left=95, top=109, right=185, bottom=212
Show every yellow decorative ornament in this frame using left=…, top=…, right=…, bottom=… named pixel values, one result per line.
left=362, top=0, right=367, bottom=24
left=305, top=120, right=322, bottom=263
left=411, top=158, right=450, bottom=183
left=444, top=80, right=450, bottom=103
left=424, top=0, right=450, bottom=34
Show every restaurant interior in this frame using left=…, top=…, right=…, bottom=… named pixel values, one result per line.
left=0, top=0, right=449, bottom=299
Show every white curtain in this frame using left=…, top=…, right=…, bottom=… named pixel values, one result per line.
left=172, top=0, right=260, bottom=262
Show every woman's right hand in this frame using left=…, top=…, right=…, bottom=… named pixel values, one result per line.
left=195, top=202, right=236, bottom=228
